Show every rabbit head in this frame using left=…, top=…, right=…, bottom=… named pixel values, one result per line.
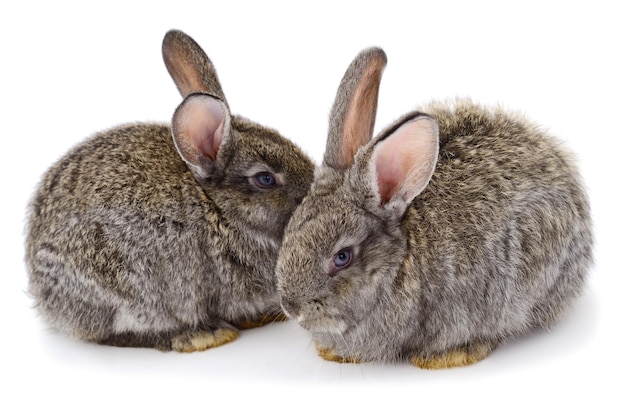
left=276, top=48, right=438, bottom=341
left=163, top=30, right=313, bottom=244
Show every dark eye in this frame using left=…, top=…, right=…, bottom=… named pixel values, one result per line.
left=330, top=248, right=353, bottom=275
left=254, top=172, right=277, bottom=188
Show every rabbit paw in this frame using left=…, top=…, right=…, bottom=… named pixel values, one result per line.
left=171, top=328, right=239, bottom=352
left=316, top=346, right=361, bottom=364
left=411, top=342, right=495, bottom=369
left=237, top=311, right=288, bottom=330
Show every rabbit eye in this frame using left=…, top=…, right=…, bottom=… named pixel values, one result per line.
left=334, top=250, right=352, bottom=267
left=253, top=172, right=277, bottom=188
left=330, top=248, right=353, bottom=275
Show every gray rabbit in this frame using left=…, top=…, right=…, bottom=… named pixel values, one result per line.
left=276, top=48, right=593, bottom=368
left=25, top=30, right=314, bottom=352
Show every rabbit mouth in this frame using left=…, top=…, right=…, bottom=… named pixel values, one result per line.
left=296, top=314, right=348, bottom=335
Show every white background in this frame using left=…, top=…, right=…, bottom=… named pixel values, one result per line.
left=1, top=1, right=623, bottom=395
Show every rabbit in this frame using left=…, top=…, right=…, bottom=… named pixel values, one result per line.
left=24, top=30, right=314, bottom=352
left=275, top=47, right=593, bottom=368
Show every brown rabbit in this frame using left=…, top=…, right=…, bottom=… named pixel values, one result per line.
left=25, top=30, right=314, bottom=352
left=276, top=47, right=593, bottom=368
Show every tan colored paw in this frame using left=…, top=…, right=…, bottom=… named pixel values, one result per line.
left=316, top=346, right=361, bottom=364
left=411, top=342, right=494, bottom=369
left=171, top=328, right=239, bottom=352
left=237, top=311, right=288, bottom=330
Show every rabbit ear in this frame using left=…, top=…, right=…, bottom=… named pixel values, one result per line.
left=162, top=30, right=228, bottom=107
left=323, top=48, right=387, bottom=171
left=369, top=115, right=439, bottom=214
left=171, top=94, right=231, bottom=177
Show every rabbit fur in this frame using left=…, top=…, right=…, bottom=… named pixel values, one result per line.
left=25, top=30, right=314, bottom=352
left=276, top=48, right=593, bottom=368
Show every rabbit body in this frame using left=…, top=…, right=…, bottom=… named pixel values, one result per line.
left=276, top=49, right=593, bottom=368
left=25, top=31, right=314, bottom=351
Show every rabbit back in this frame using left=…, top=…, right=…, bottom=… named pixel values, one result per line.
left=399, top=99, right=593, bottom=355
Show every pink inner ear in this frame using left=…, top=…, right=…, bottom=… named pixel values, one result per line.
left=329, top=50, right=386, bottom=170
left=373, top=117, right=438, bottom=206
left=195, top=118, right=224, bottom=161
left=376, top=146, right=405, bottom=204
left=183, top=96, right=226, bottom=162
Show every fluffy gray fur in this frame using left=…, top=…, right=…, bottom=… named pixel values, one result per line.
left=25, top=30, right=314, bottom=351
left=276, top=47, right=593, bottom=368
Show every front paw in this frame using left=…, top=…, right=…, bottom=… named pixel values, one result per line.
left=171, top=328, right=239, bottom=352
left=315, top=345, right=361, bottom=364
